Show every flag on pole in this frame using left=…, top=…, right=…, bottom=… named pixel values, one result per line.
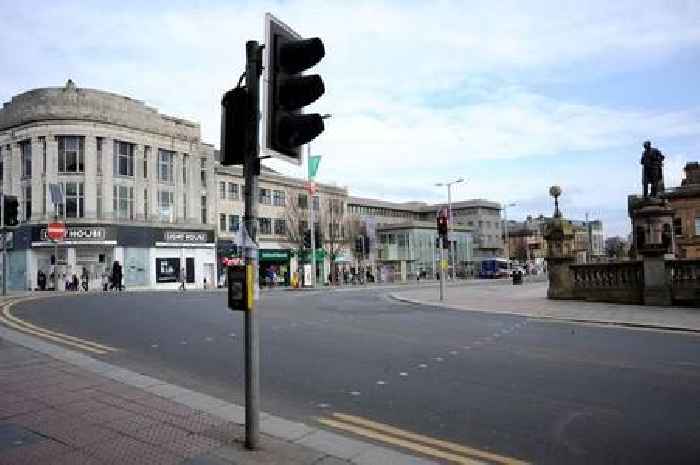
left=308, top=155, right=321, bottom=179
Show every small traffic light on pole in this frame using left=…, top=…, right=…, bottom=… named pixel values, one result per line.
left=437, top=215, right=448, bottom=246
left=220, top=87, right=249, bottom=166
left=303, top=230, right=311, bottom=249
left=263, top=13, right=326, bottom=164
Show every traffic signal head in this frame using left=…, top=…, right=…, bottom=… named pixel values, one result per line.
left=3, top=195, right=19, bottom=227
left=264, top=14, right=326, bottom=164
left=303, top=230, right=311, bottom=249
left=220, top=87, right=249, bottom=166
left=437, top=216, right=448, bottom=237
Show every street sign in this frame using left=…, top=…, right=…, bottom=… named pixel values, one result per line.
left=47, top=222, right=67, bottom=242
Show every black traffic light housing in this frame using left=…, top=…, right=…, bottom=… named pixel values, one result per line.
left=303, top=230, right=311, bottom=249
left=437, top=216, right=448, bottom=237
left=264, top=14, right=326, bottom=164
left=220, top=87, right=249, bottom=166
left=3, top=195, right=19, bottom=227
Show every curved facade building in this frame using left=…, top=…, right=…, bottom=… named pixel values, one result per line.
left=0, top=80, right=217, bottom=290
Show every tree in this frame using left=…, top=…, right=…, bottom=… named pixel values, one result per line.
left=318, top=198, right=361, bottom=284
left=604, top=236, right=628, bottom=259
left=283, top=189, right=309, bottom=266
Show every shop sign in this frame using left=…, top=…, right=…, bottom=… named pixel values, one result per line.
left=259, top=249, right=290, bottom=261
left=163, top=230, right=209, bottom=243
left=41, top=227, right=106, bottom=241
left=156, top=257, right=180, bottom=283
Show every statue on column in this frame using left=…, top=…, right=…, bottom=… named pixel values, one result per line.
left=641, top=141, right=665, bottom=198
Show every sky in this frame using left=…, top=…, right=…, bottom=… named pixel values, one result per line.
left=1, top=0, right=699, bottom=237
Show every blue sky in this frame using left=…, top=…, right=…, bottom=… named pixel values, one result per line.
left=1, top=0, right=699, bottom=236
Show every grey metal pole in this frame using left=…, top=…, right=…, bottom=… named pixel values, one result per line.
left=503, top=206, right=509, bottom=260
left=243, top=40, right=261, bottom=450
left=308, top=144, right=316, bottom=288
left=439, top=236, right=446, bottom=301
left=447, top=184, right=455, bottom=280
left=1, top=186, right=5, bottom=297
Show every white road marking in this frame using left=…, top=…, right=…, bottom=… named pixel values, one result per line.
left=317, top=403, right=331, bottom=408
left=376, top=380, right=387, bottom=385
left=449, top=350, right=458, bottom=355
left=205, top=337, right=213, bottom=342
left=399, top=372, right=408, bottom=377
left=181, top=341, right=188, bottom=345
left=434, top=357, right=444, bottom=362
left=151, top=344, right=159, bottom=348
left=229, top=333, right=237, bottom=337
left=349, top=391, right=361, bottom=396
left=418, top=364, right=428, bottom=369
left=463, top=346, right=471, bottom=350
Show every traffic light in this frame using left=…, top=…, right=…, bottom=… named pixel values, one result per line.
left=264, top=14, right=326, bottom=164
left=437, top=215, right=448, bottom=237
left=3, top=195, right=19, bottom=227
left=354, top=237, right=363, bottom=254
left=303, top=230, right=311, bottom=249
left=220, top=87, right=249, bottom=166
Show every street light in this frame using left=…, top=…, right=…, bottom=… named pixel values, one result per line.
left=306, top=114, right=332, bottom=288
left=502, top=202, right=516, bottom=262
left=435, top=177, right=465, bottom=280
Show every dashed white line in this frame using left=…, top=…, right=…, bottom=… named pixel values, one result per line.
left=376, top=380, right=387, bottom=385
left=434, top=357, right=444, bottom=362
left=180, top=341, right=188, bottom=345
left=229, top=333, right=237, bottom=338
left=418, top=364, right=428, bottom=369
left=205, top=337, right=214, bottom=342
left=317, top=403, right=331, bottom=408
left=349, top=391, right=361, bottom=396
left=463, top=346, right=471, bottom=350
left=151, top=344, right=159, bottom=348
left=449, top=350, right=458, bottom=355
left=399, top=372, right=408, bottom=377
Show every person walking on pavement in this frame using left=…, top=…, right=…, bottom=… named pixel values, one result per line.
left=102, top=268, right=110, bottom=292
left=178, top=267, right=186, bottom=291
left=112, top=261, right=123, bottom=292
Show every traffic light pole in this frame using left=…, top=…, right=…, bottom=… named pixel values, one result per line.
left=440, top=237, right=446, bottom=301
left=243, top=40, right=262, bottom=450
left=307, top=145, right=316, bottom=288
left=1, top=188, right=5, bottom=297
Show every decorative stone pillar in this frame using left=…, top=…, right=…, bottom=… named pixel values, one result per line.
left=30, top=137, right=43, bottom=222
left=102, top=138, right=114, bottom=220
left=83, top=136, right=98, bottom=219
left=45, top=136, right=59, bottom=219
left=544, top=186, right=576, bottom=300
left=629, top=197, right=674, bottom=305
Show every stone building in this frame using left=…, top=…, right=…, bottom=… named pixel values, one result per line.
left=214, top=164, right=349, bottom=286
left=0, top=81, right=217, bottom=290
left=664, top=162, right=700, bottom=258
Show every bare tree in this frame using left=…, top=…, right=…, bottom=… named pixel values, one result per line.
left=283, top=189, right=309, bottom=263
left=318, top=198, right=361, bottom=284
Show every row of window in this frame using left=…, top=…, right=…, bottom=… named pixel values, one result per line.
left=218, top=214, right=287, bottom=236
left=348, top=204, right=415, bottom=219
left=2, top=137, right=208, bottom=186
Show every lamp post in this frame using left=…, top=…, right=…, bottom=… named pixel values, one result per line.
left=306, top=114, right=331, bottom=288
left=502, top=202, right=516, bottom=262
left=435, top=177, right=464, bottom=280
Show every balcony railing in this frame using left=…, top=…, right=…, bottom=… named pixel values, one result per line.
left=570, top=262, right=643, bottom=290
left=667, top=260, right=700, bottom=287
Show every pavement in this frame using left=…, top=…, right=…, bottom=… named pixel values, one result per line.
left=0, top=295, right=437, bottom=465
left=391, top=281, right=700, bottom=332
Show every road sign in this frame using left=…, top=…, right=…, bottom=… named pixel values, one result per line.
left=47, top=222, right=67, bottom=242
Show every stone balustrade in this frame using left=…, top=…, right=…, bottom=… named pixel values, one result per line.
left=667, top=260, right=700, bottom=305
left=569, top=262, right=644, bottom=304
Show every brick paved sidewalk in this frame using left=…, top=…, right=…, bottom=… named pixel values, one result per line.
left=0, top=338, right=345, bottom=465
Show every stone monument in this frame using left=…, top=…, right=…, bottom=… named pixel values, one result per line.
left=629, top=140, right=674, bottom=305
left=544, top=186, right=576, bottom=299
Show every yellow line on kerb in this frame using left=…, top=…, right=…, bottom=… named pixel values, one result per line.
left=319, top=413, right=530, bottom=465
left=0, top=301, right=117, bottom=355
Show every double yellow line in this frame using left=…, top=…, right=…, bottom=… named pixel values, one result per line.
left=319, top=413, right=529, bottom=465
left=0, top=299, right=117, bottom=355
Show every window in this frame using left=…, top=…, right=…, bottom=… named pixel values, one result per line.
left=219, top=213, right=227, bottom=232
left=158, top=149, right=175, bottom=184
left=228, top=183, right=239, bottom=200
left=113, top=140, right=135, bottom=177
left=158, top=190, right=174, bottom=222
left=695, top=217, right=700, bottom=236
left=96, top=184, right=102, bottom=219
left=259, top=188, right=272, bottom=205
left=258, top=217, right=272, bottom=235
left=64, top=182, right=85, bottom=218
left=274, top=219, right=287, bottom=235
left=112, top=185, right=133, bottom=220
left=20, top=140, right=31, bottom=178
left=144, top=189, right=149, bottom=220
left=182, top=154, right=188, bottom=185
left=273, top=190, right=286, bottom=206
left=96, top=137, right=102, bottom=175
left=200, top=158, right=207, bottom=186
left=674, top=218, right=682, bottom=237
left=57, top=136, right=84, bottom=173
left=183, top=193, right=187, bottom=220
left=24, top=185, right=31, bottom=221
left=228, top=215, right=239, bottom=232
left=219, top=181, right=227, bottom=200
left=201, top=195, right=208, bottom=224
left=143, top=146, right=150, bottom=179
left=40, top=137, right=46, bottom=174
left=298, top=193, right=308, bottom=209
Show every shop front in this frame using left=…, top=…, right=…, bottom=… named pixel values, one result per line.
left=8, top=223, right=215, bottom=291
left=259, top=249, right=291, bottom=287
left=298, top=249, right=327, bottom=285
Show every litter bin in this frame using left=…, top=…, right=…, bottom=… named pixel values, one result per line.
left=512, top=269, right=523, bottom=285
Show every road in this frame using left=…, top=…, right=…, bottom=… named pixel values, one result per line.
left=9, top=287, right=700, bottom=464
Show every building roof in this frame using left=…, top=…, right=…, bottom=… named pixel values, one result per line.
left=377, top=220, right=472, bottom=232
left=0, top=80, right=201, bottom=142
left=348, top=196, right=501, bottom=213
left=215, top=164, right=347, bottom=196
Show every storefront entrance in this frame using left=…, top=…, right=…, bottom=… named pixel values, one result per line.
left=259, top=249, right=291, bottom=287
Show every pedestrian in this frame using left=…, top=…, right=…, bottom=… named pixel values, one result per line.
left=102, top=268, right=110, bottom=292
left=178, top=267, right=186, bottom=291
left=112, top=261, right=123, bottom=292
left=203, top=277, right=208, bottom=289
left=72, top=274, right=79, bottom=292
left=81, top=267, right=89, bottom=292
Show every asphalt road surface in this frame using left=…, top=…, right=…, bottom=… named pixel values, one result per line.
left=12, top=288, right=700, bottom=464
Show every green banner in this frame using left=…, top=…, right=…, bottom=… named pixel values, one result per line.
left=259, top=249, right=290, bottom=262
left=299, top=249, right=326, bottom=262
left=308, top=155, right=321, bottom=179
